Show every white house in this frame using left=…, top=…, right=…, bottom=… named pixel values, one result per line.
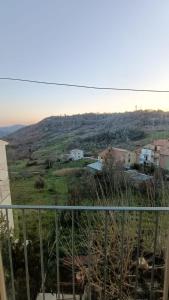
left=0, top=140, right=13, bottom=228
left=139, top=140, right=169, bottom=167
left=139, top=144, right=155, bottom=165
left=70, top=149, right=84, bottom=161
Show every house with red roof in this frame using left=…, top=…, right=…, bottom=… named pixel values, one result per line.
left=139, top=139, right=169, bottom=170
left=98, top=146, right=136, bottom=169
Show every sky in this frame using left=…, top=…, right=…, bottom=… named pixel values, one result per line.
left=1, top=1, right=169, bottom=125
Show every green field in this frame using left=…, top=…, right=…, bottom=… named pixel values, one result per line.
left=9, top=158, right=93, bottom=206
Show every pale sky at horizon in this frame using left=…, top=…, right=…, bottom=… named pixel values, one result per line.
left=1, top=1, right=169, bottom=126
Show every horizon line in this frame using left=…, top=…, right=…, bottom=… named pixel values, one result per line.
left=1, top=108, right=169, bottom=127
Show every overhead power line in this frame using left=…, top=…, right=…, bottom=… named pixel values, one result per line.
left=0, top=77, right=169, bottom=93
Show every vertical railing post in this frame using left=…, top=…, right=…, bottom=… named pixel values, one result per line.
left=38, top=209, right=45, bottom=300
left=55, top=210, right=60, bottom=299
left=87, top=212, right=92, bottom=300
left=5, top=208, right=15, bottom=300
left=135, top=211, right=142, bottom=299
left=120, top=211, right=125, bottom=300
left=150, top=212, right=159, bottom=300
left=103, top=211, right=108, bottom=300
left=22, top=209, right=30, bottom=300
left=0, top=251, right=7, bottom=300
left=72, top=210, right=75, bottom=300
left=163, top=231, right=169, bottom=300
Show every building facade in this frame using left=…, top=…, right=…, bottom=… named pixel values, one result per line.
left=159, top=149, right=169, bottom=170
left=139, top=145, right=155, bottom=165
left=139, top=139, right=169, bottom=169
left=98, top=147, right=136, bottom=169
left=0, top=140, right=13, bottom=228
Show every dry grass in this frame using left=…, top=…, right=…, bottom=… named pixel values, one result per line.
left=63, top=210, right=167, bottom=299
left=53, top=167, right=83, bottom=176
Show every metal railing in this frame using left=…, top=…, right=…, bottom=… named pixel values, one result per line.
left=1, top=205, right=169, bottom=300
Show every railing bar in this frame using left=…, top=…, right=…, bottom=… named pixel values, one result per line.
left=135, top=211, right=142, bottom=299
left=5, top=208, right=16, bottom=300
left=22, top=209, right=31, bottom=300
left=2, top=204, right=169, bottom=212
left=72, top=210, right=75, bottom=300
left=103, top=211, right=108, bottom=300
left=38, top=209, right=45, bottom=300
left=120, top=211, right=125, bottom=300
left=55, top=210, right=60, bottom=300
left=150, top=212, right=159, bottom=300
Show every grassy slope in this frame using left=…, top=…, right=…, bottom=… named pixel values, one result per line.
left=33, top=137, right=70, bottom=159
left=9, top=157, right=93, bottom=206
left=10, top=174, right=68, bottom=205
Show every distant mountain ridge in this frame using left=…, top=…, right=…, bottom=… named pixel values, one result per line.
left=6, top=111, right=169, bottom=159
left=0, top=124, right=25, bottom=138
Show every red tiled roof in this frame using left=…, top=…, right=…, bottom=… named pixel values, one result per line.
left=99, top=147, right=129, bottom=157
left=153, top=139, right=169, bottom=147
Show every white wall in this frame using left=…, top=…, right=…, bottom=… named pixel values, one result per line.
left=70, top=149, right=84, bottom=160
left=140, top=148, right=153, bottom=164
left=0, top=141, right=13, bottom=228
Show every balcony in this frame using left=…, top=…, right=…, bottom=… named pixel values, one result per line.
left=1, top=205, right=169, bottom=300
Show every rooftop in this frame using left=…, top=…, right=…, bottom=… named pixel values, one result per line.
left=142, top=144, right=155, bottom=150
left=153, top=139, right=169, bottom=147
left=125, top=169, right=153, bottom=182
left=87, top=161, right=102, bottom=171
left=99, top=147, right=130, bottom=157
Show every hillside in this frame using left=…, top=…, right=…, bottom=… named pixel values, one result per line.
left=0, top=124, right=25, bottom=138
left=6, top=110, right=169, bottom=160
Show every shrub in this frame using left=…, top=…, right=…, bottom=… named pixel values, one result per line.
left=26, top=160, right=37, bottom=167
left=34, top=176, right=45, bottom=190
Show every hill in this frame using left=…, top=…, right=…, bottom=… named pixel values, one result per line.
left=6, top=111, right=169, bottom=160
left=0, top=124, right=25, bottom=138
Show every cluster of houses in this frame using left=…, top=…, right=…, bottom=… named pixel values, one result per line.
left=87, top=139, right=169, bottom=172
